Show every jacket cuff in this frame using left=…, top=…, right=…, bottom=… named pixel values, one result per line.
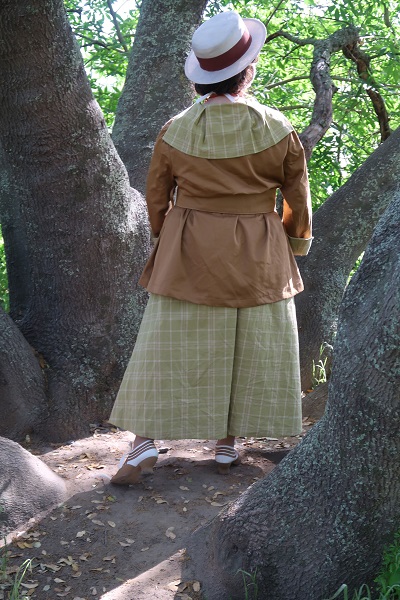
left=288, top=235, right=313, bottom=256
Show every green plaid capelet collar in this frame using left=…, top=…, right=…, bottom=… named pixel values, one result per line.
left=162, top=96, right=293, bottom=159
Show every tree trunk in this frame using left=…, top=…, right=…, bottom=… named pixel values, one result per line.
left=0, top=308, right=47, bottom=440
left=188, top=189, right=400, bottom=600
left=112, top=0, right=208, bottom=194
left=0, top=0, right=150, bottom=440
left=297, top=125, right=400, bottom=390
left=0, top=437, right=67, bottom=536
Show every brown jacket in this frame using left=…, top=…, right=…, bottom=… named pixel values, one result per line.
left=140, top=118, right=312, bottom=308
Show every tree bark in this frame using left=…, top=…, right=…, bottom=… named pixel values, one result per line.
left=296, top=124, right=400, bottom=390
left=188, top=188, right=400, bottom=600
left=0, top=0, right=150, bottom=440
left=112, top=0, right=208, bottom=194
left=0, top=308, right=47, bottom=440
left=0, top=437, right=67, bottom=536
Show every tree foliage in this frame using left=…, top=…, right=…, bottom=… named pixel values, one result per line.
left=221, top=0, right=400, bottom=208
left=64, top=0, right=140, bottom=127
left=64, top=0, right=400, bottom=207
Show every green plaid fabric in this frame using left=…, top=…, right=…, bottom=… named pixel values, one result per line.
left=110, top=294, right=302, bottom=439
left=162, top=97, right=293, bottom=159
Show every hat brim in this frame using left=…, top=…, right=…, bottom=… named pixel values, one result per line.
left=184, top=18, right=267, bottom=85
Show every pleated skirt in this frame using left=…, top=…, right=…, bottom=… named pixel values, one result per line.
left=109, top=294, right=302, bottom=439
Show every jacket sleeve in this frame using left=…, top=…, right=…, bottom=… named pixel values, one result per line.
left=145, top=121, right=175, bottom=237
left=280, top=131, right=313, bottom=256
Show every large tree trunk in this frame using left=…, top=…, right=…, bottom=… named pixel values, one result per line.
left=297, top=125, right=400, bottom=389
left=188, top=189, right=400, bottom=599
left=112, top=0, right=208, bottom=194
left=0, top=0, right=150, bottom=440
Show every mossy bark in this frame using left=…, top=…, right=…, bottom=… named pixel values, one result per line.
left=188, top=190, right=400, bottom=600
left=112, top=0, right=208, bottom=194
left=0, top=0, right=150, bottom=440
left=297, top=125, right=400, bottom=390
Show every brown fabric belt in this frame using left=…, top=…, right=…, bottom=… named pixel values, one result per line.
left=176, top=191, right=277, bottom=214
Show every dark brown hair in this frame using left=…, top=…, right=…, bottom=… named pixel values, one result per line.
left=194, top=65, right=254, bottom=96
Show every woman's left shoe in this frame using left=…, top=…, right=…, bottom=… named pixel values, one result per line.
left=111, top=440, right=158, bottom=485
left=215, top=445, right=240, bottom=474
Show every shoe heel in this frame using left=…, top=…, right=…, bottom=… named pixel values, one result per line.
left=111, top=441, right=158, bottom=485
left=140, top=455, right=158, bottom=473
left=217, top=462, right=231, bottom=474
left=110, top=463, right=141, bottom=485
left=217, top=456, right=240, bottom=474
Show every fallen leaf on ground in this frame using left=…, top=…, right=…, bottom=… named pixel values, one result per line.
left=165, top=527, right=176, bottom=540
left=41, top=563, right=61, bottom=572
left=166, top=581, right=180, bottom=592
left=20, top=583, right=39, bottom=589
left=79, top=553, right=91, bottom=561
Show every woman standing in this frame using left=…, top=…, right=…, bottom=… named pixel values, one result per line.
left=109, top=10, right=312, bottom=485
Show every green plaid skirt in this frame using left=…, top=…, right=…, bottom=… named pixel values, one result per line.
left=109, top=294, right=302, bottom=439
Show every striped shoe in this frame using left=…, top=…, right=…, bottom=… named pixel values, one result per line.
left=111, top=440, right=158, bottom=485
left=215, top=445, right=240, bottom=474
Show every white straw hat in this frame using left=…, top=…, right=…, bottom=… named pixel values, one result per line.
left=185, top=11, right=266, bottom=85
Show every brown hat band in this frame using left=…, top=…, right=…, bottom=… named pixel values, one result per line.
left=196, top=30, right=252, bottom=72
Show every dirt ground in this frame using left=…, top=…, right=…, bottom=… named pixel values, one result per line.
left=1, top=420, right=314, bottom=600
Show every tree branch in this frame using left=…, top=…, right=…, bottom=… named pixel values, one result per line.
left=266, top=30, right=317, bottom=46
left=106, top=0, right=130, bottom=54
left=265, top=0, right=287, bottom=28
left=279, top=104, right=312, bottom=111
left=343, top=43, right=392, bottom=142
left=266, top=26, right=360, bottom=160
left=264, top=75, right=310, bottom=90
left=74, top=32, right=125, bottom=53
left=264, top=75, right=354, bottom=91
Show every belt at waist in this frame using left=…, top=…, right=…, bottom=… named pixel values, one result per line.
left=176, top=191, right=276, bottom=214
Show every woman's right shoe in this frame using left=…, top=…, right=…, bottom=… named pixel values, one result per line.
left=215, top=444, right=240, bottom=474
left=110, top=439, right=158, bottom=485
